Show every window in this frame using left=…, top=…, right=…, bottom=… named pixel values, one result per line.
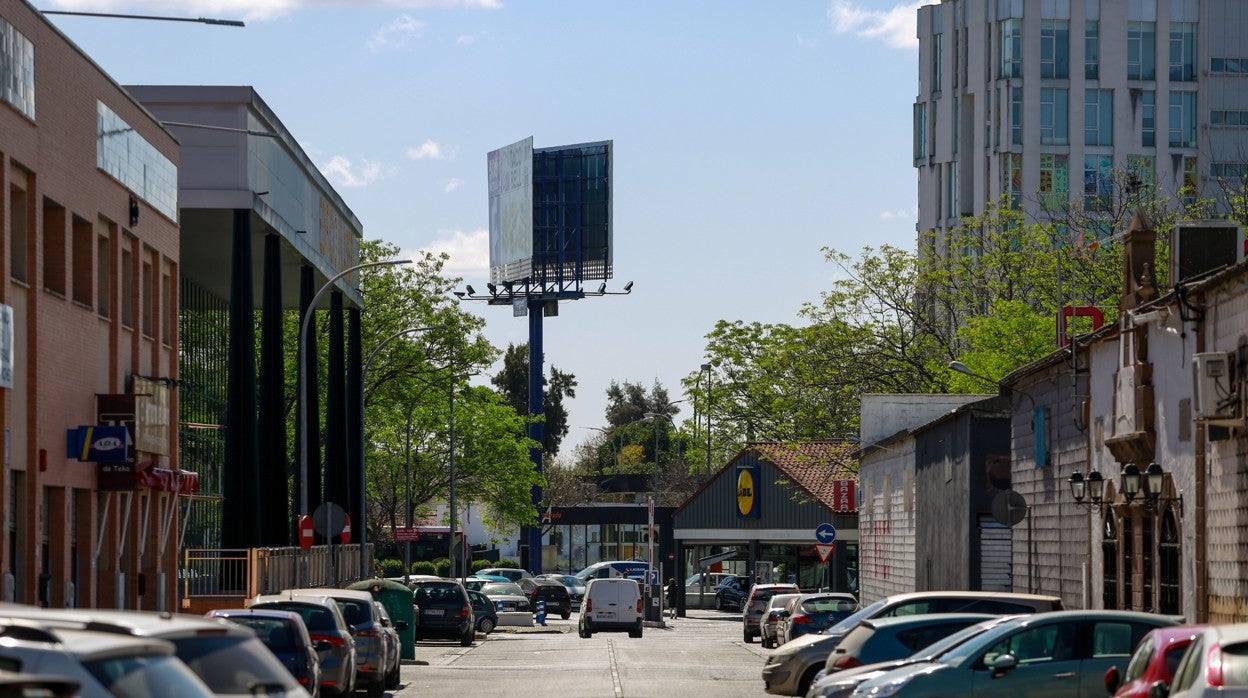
left=42, top=200, right=66, bottom=296
left=1211, top=162, right=1248, bottom=179
left=1126, top=156, right=1155, bottom=193
left=97, top=232, right=111, bottom=319
left=142, top=257, right=154, bottom=337
left=96, top=102, right=178, bottom=221
left=1040, top=88, right=1069, bottom=145
left=121, top=244, right=134, bottom=329
left=72, top=217, right=93, bottom=307
left=1085, top=89, right=1113, bottom=146
left=1103, top=513, right=1118, bottom=609
left=1182, top=156, right=1198, bottom=205
left=914, top=102, right=928, bottom=159
left=1084, top=155, right=1113, bottom=210
left=932, top=32, right=943, bottom=93
left=1169, top=23, right=1196, bottom=81
left=1212, top=109, right=1248, bottom=126
left=1169, top=91, right=1196, bottom=148
left=1127, top=22, right=1156, bottom=80
left=1010, top=87, right=1022, bottom=145
left=1158, top=508, right=1180, bottom=615
left=9, top=181, right=28, bottom=283
left=1085, top=21, right=1099, bottom=79
left=0, top=18, right=35, bottom=119
left=1003, top=153, right=1022, bottom=210
left=983, top=623, right=1075, bottom=665
left=1039, top=154, right=1069, bottom=209
left=1041, top=20, right=1069, bottom=78
left=1211, top=57, right=1248, bottom=75
left=1000, top=19, right=1022, bottom=78
left=1141, top=90, right=1155, bottom=147
left=162, top=271, right=173, bottom=345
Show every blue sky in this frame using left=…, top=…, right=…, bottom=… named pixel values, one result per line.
left=45, top=0, right=930, bottom=461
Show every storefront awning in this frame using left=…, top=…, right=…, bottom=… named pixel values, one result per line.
left=135, top=460, right=200, bottom=494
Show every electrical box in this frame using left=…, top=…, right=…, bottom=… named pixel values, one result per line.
left=1192, top=352, right=1240, bottom=423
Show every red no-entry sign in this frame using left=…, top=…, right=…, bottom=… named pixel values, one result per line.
left=340, top=514, right=352, bottom=544
left=298, top=515, right=314, bottom=550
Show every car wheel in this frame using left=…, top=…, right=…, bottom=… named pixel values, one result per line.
left=798, top=666, right=822, bottom=697
left=560, top=611, right=571, bottom=620
left=628, top=628, right=643, bottom=638
left=743, top=630, right=753, bottom=643
left=460, top=629, right=474, bottom=647
left=386, top=664, right=400, bottom=689
left=367, top=678, right=384, bottom=697
left=478, top=617, right=496, bottom=634
left=716, top=596, right=725, bottom=611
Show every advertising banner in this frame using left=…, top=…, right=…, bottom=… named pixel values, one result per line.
left=487, top=136, right=534, bottom=282
left=735, top=463, right=761, bottom=519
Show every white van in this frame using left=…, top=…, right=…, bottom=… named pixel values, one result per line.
left=578, top=577, right=643, bottom=638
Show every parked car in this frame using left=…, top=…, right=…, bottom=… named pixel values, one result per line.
left=1105, top=624, right=1207, bottom=698
left=1162, top=622, right=1248, bottom=697
left=0, top=617, right=214, bottom=698
left=527, top=578, right=574, bottom=619
left=851, top=609, right=1179, bottom=698
left=479, top=582, right=531, bottom=613
left=250, top=593, right=358, bottom=696
left=277, top=588, right=397, bottom=696
left=537, top=574, right=586, bottom=608
left=778, top=593, right=858, bottom=646
left=467, top=589, right=499, bottom=634
left=372, top=602, right=402, bottom=691
left=687, top=572, right=734, bottom=590
left=463, top=575, right=509, bottom=592
left=806, top=615, right=1027, bottom=698
left=477, top=567, right=534, bottom=583
left=744, top=583, right=801, bottom=643
left=754, top=590, right=1064, bottom=697
left=762, top=593, right=803, bottom=649
left=0, top=603, right=308, bottom=698
left=410, top=577, right=475, bottom=646
left=205, top=608, right=324, bottom=697
left=0, top=667, right=79, bottom=698
left=579, top=577, right=643, bottom=639
left=714, top=575, right=753, bottom=612
left=824, top=613, right=996, bottom=674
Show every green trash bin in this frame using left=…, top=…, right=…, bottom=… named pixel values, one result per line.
left=347, top=578, right=416, bottom=660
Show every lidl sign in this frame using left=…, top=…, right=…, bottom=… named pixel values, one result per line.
left=736, top=463, right=760, bottom=519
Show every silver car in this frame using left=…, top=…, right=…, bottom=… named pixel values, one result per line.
left=1166, top=622, right=1248, bottom=696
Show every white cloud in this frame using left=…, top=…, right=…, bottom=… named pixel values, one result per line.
left=320, top=155, right=384, bottom=188
left=880, top=207, right=917, bottom=220
left=455, top=34, right=477, bottom=45
left=419, top=228, right=488, bottom=274
left=41, top=0, right=502, bottom=23
left=407, top=140, right=446, bottom=160
left=827, top=0, right=928, bottom=50
left=444, top=178, right=464, bottom=193
left=367, top=14, right=425, bottom=52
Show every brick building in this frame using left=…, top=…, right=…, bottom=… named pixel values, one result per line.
left=1, top=0, right=181, bottom=609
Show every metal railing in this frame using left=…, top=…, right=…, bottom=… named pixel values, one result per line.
left=181, top=544, right=375, bottom=602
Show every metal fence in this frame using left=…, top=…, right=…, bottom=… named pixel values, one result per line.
left=181, top=544, right=375, bottom=603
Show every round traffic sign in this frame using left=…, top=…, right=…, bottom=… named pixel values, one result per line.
left=815, top=522, right=837, bottom=544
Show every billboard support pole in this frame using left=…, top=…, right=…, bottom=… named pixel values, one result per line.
left=526, top=300, right=545, bottom=574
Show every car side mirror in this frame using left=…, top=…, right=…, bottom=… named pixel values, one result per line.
left=394, top=621, right=408, bottom=631
left=1147, top=681, right=1170, bottom=698
left=990, top=654, right=1018, bottom=676
left=314, top=640, right=333, bottom=652
left=1104, top=666, right=1121, bottom=694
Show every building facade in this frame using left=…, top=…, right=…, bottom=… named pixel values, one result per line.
left=915, top=0, right=1248, bottom=245
left=1, top=0, right=181, bottom=609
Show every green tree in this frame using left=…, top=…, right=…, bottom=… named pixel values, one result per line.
left=489, top=343, right=577, bottom=457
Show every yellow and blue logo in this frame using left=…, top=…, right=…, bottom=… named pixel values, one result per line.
left=736, top=464, right=760, bottom=518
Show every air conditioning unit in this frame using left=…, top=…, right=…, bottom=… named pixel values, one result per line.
left=1170, top=221, right=1245, bottom=285
left=1192, top=351, right=1240, bottom=423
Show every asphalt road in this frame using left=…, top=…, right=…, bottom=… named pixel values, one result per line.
left=393, top=608, right=770, bottom=697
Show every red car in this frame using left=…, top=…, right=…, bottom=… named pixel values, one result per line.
left=1105, top=624, right=1206, bottom=697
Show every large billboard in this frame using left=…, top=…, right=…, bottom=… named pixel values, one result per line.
left=487, top=138, right=613, bottom=286
left=488, top=137, right=534, bottom=283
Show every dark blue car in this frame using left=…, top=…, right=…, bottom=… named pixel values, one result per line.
left=467, top=589, right=499, bottom=634
left=779, top=592, right=859, bottom=645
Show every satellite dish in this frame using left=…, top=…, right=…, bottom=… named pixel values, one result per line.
left=991, top=490, right=1029, bottom=527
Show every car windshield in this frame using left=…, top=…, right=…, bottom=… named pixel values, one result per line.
left=822, top=598, right=889, bottom=636
left=171, top=635, right=299, bottom=695
left=481, top=583, right=524, bottom=596
left=910, top=618, right=1017, bottom=662
left=252, top=602, right=337, bottom=632
left=83, top=653, right=216, bottom=698
left=803, top=596, right=857, bottom=613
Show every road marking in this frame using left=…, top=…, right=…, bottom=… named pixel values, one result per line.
left=607, top=639, right=623, bottom=697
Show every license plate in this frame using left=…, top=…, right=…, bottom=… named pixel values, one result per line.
left=424, top=608, right=444, bottom=616
left=598, top=612, right=615, bottom=620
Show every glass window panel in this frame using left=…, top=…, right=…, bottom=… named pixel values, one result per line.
left=1085, top=21, right=1100, bottom=79
left=1128, top=22, right=1156, bottom=80
left=1041, top=20, right=1070, bottom=78
left=1141, top=90, right=1155, bottom=147
left=1001, top=19, right=1022, bottom=78
left=1168, top=23, right=1196, bottom=81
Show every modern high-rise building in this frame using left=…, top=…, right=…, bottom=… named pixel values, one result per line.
left=915, top=0, right=1248, bottom=247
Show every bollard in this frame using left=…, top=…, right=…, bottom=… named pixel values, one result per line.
left=535, top=598, right=547, bottom=626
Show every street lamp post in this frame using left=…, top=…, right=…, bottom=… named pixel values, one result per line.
left=359, top=325, right=440, bottom=578
left=298, top=259, right=409, bottom=584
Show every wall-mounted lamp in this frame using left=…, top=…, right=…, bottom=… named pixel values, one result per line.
left=1068, top=470, right=1105, bottom=510
left=1129, top=462, right=1184, bottom=515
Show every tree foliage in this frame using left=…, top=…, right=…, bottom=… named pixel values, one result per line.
left=489, top=343, right=577, bottom=457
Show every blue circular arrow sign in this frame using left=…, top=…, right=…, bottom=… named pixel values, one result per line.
left=815, top=522, right=837, bottom=544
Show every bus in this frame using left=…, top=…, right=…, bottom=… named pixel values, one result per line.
left=575, top=560, right=655, bottom=584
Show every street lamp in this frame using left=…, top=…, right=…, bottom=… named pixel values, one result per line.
left=298, top=259, right=410, bottom=559
left=359, top=325, right=440, bottom=577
